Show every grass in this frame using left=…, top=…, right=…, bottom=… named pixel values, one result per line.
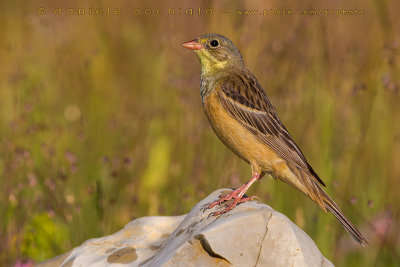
left=1, top=0, right=400, bottom=266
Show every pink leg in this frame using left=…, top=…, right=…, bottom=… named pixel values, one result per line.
left=203, top=172, right=261, bottom=217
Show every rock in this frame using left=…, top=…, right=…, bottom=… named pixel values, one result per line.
left=38, top=189, right=334, bottom=267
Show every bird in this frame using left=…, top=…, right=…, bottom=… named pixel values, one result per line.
left=181, top=33, right=368, bottom=246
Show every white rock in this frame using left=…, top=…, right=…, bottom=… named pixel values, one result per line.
left=38, top=188, right=334, bottom=267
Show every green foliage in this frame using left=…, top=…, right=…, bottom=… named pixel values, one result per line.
left=139, top=120, right=172, bottom=215
left=21, top=213, right=69, bottom=261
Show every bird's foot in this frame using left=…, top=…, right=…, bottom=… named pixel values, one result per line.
left=207, top=196, right=259, bottom=217
left=201, top=183, right=248, bottom=212
left=201, top=172, right=261, bottom=217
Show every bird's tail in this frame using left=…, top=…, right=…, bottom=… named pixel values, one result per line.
left=288, top=165, right=368, bottom=245
left=320, top=188, right=369, bottom=246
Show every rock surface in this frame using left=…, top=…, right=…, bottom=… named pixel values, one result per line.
left=38, top=189, right=334, bottom=267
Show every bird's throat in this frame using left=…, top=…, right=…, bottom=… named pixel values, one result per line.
left=195, top=50, right=228, bottom=76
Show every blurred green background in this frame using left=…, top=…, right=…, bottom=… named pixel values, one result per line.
left=1, top=0, right=399, bottom=266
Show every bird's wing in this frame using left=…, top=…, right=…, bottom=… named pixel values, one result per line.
left=217, top=72, right=325, bottom=187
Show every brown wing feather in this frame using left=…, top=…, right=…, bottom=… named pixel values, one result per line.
left=217, top=70, right=326, bottom=187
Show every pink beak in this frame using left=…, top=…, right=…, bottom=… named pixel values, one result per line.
left=181, top=39, right=203, bottom=50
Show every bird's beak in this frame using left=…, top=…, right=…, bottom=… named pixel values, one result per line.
left=181, top=39, right=203, bottom=50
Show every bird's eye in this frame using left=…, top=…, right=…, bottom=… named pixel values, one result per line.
left=210, top=40, right=219, bottom=47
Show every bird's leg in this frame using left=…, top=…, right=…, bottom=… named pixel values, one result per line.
left=203, top=172, right=261, bottom=216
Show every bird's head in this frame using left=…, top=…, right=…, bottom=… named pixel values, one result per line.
left=182, top=33, right=244, bottom=76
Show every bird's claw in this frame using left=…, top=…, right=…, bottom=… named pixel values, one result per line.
left=250, top=195, right=261, bottom=202
left=201, top=193, right=231, bottom=212
left=201, top=200, right=221, bottom=213
left=207, top=212, right=216, bottom=219
left=203, top=195, right=259, bottom=218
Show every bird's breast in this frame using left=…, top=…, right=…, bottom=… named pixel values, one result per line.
left=202, top=92, right=280, bottom=172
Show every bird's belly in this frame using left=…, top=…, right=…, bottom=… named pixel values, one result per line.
left=203, top=93, right=281, bottom=172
